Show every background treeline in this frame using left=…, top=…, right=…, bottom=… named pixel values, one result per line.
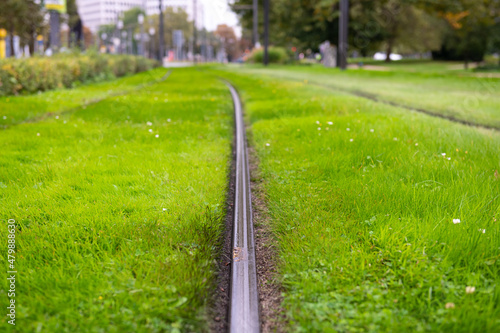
left=233, top=0, right=500, bottom=62
left=0, top=0, right=84, bottom=54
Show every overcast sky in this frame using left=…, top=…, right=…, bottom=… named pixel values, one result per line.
left=199, top=0, right=241, bottom=36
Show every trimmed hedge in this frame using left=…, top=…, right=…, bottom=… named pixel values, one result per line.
left=0, top=53, right=159, bottom=96
left=247, top=47, right=290, bottom=64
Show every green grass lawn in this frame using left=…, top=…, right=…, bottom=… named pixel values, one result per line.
left=0, top=68, right=168, bottom=128
left=214, top=67, right=500, bottom=332
left=228, top=64, right=500, bottom=129
left=0, top=68, right=233, bottom=332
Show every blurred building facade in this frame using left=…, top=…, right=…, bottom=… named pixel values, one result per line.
left=77, top=0, right=203, bottom=33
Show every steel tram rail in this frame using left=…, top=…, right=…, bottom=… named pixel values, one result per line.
left=224, top=81, right=260, bottom=333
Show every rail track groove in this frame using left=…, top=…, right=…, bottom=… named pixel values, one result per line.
left=225, top=81, right=260, bottom=333
left=1, top=70, right=172, bottom=130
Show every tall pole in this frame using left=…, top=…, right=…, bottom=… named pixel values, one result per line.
left=263, top=0, right=269, bottom=66
left=139, top=14, right=145, bottom=57
left=159, top=0, right=165, bottom=62
left=253, top=0, right=258, bottom=47
left=49, top=10, right=60, bottom=53
left=193, top=0, right=197, bottom=64
left=339, top=0, right=349, bottom=70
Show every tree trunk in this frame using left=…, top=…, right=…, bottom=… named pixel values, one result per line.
left=28, top=27, right=35, bottom=55
left=385, top=43, right=392, bottom=62
left=8, top=17, right=15, bottom=57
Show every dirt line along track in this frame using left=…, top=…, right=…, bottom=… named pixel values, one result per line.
left=225, top=81, right=261, bottom=333
left=1, top=70, right=172, bottom=130
left=295, top=79, right=499, bottom=132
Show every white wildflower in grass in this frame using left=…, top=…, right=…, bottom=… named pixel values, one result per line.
left=370, top=129, right=374, bottom=133
left=328, top=122, right=333, bottom=125
left=162, top=208, right=167, bottom=211
left=266, top=143, right=270, bottom=147
left=447, top=157, right=451, bottom=160
left=317, top=127, right=321, bottom=131
left=465, top=286, right=476, bottom=294
left=63, top=120, right=67, bottom=124
left=453, top=219, right=461, bottom=224
left=148, top=129, right=153, bottom=133
left=393, top=137, right=398, bottom=141
left=316, top=121, right=320, bottom=124
left=155, top=134, right=159, bottom=138
left=167, top=119, right=171, bottom=122
left=147, top=121, right=153, bottom=126
left=37, top=133, right=40, bottom=136
left=445, top=302, right=455, bottom=309
left=442, top=153, right=446, bottom=156
left=2, top=116, right=6, bottom=120
left=346, top=128, right=350, bottom=131
left=415, top=143, right=419, bottom=146
left=478, top=229, right=486, bottom=233
left=55, top=116, right=59, bottom=119
left=350, top=139, right=354, bottom=142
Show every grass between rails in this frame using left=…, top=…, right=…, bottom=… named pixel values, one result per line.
left=214, top=68, right=500, bottom=332
left=0, top=68, right=168, bottom=128
left=0, top=68, right=233, bottom=332
left=347, top=59, right=479, bottom=73
left=227, top=64, right=500, bottom=130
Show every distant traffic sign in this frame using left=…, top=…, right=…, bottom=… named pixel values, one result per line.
left=45, top=0, right=67, bottom=14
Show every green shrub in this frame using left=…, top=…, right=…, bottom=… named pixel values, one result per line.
left=0, top=53, right=159, bottom=96
left=247, top=47, right=289, bottom=64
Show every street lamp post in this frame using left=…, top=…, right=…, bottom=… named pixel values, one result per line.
left=253, top=0, right=258, bottom=47
left=263, top=0, right=269, bottom=66
left=338, top=0, right=349, bottom=70
left=138, top=14, right=145, bottom=56
left=149, top=27, right=156, bottom=60
left=159, top=0, right=164, bottom=63
left=193, top=0, right=198, bottom=65
left=101, top=33, right=108, bottom=53
left=121, top=31, right=128, bottom=54
left=117, top=20, right=124, bottom=54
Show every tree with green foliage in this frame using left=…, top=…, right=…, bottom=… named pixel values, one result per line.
left=146, top=7, right=193, bottom=56
left=233, top=0, right=339, bottom=51
left=0, top=0, right=45, bottom=56
left=232, top=0, right=499, bottom=62
left=67, top=0, right=83, bottom=49
left=122, top=7, right=146, bottom=27
left=488, top=20, right=500, bottom=65
left=431, top=0, right=500, bottom=64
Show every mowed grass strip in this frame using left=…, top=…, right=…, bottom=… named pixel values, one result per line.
left=218, top=70, right=500, bottom=332
left=0, top=68, right=232, bottom=332
left=0, top=68, right=169, bottom=127
left=228, top=65, right=500, bottom=130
